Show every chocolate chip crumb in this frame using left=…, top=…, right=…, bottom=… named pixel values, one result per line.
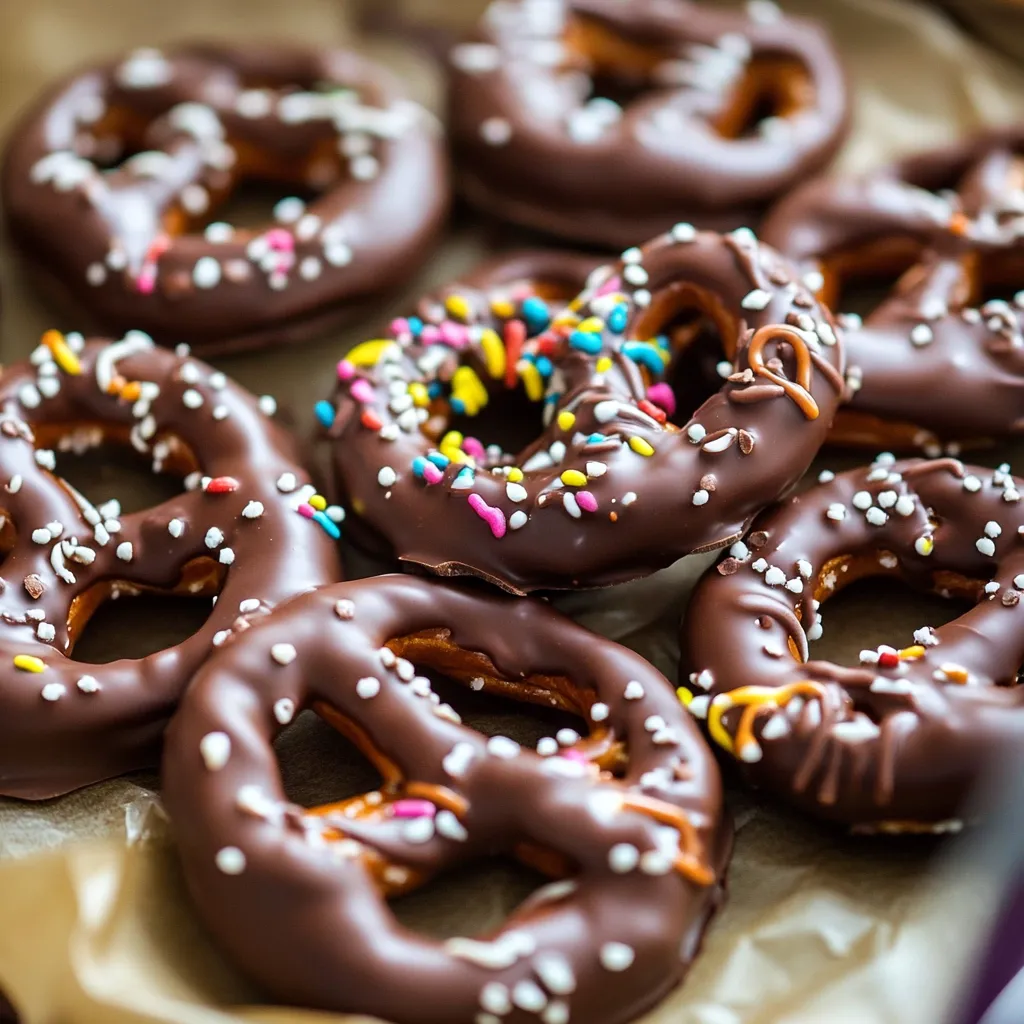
left=756, top=615, right=773, bottom=630
left=1002, top=590, right=1021, bottom=607
left=700, top=474, right=717, bottom=492
left=748, top=531, right=769, bottom=549
left=738, top=430, right=755, bottom=455
left=717, top=557, right=741, bottom=575
left=23, top=574, right=45, bottom=599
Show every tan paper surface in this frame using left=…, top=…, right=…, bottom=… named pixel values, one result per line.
left=0, top=1, right=1022, bottom=1022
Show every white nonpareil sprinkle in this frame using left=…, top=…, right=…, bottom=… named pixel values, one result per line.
left=182, top=388, right=204, bottom=409
left=258, top=395, right=277, bottom=416
left=534, top=953, right=576, bottom=996
left=115, top=542, right=133, bottom=561
left=537, top=737, right=559, bottom=757
left=356, top=676, right=381, bottom=699
left=600, top=942, right=636, bottom=972
left=852, top=491, right=873, bottom=510
left=963, top=475, right=982, bottom=493
left=242, top=501, right=264, bottom=519
left=335, top=599, right=355, bottom=620
left=480, top=117, right=512, bottom=145
left=977, top=538, right=996, bottom=557
left=193, top=257, right=221, bottom=289
left=672, top=222, right=697, bottom=242
left=205, top=527, right=224, bottom=549
left=624, top=680, right=644, bottom=700
left=910, top=324, right=933, bottom=347
left=239, top=599, right=260, bottom=613
left=623, top=264, right=648, bottom=287
left=480, top=983, right=512, bottom=1016
left=487, top=736, right=520, bottom=759
left=764, top=567, right=786, bottom=587
left=168, top=518, right=185, bottom=537
left=270, top=643, right=296, bottom=666
left=273, top=698, right=296, bottom=724
left=591, top=702, right=610, bottom=722
left=741, top=288, right=772, bottom=311
left=276, top=472, right=297, bottom=493
left=215, top=847, right=246, bottom=875
left=219, top=548, right=235, bottom=565
left=31, top=528, right=51, bottom=545
left=826, top=503, right=846, bottom=522
left=692, top=489, right=710, bottom=507
left=200, top=731, right=232, bottom=771
left=512, top=980, right=547, bottom=1013
left=556, top=728, right=580, bottom=746
left=273, top=196, right=305, bottom=223
left=984, top=521, right=1002, bottom=538
left=378, top=466, right=398, bottom=487
left=77, top=675, right=100, bottom=694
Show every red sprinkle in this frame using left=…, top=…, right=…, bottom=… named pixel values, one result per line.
left=361, top=409, right=383, bottom=431
left=638, top=399, right=668, bottom=424
left=205, top=476, right=240, bottom=494
left=504, top=319, right=526, bottom=390
left=297, top=504, right=315, bottom=520
left=877, top=650, right=900, bottom=669
left=536, top=333, right=560, bottom=358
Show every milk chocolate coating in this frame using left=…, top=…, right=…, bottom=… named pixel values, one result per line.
left=762, top=126, right=1024, bottom=449
left=1, top=44, right=449, bottom=355
left=163, top=575, right=730, bottom=1024
left=448, top=0, right=850, bottom=249
left=0, top=333, right=341, bottom=799
left=326, top=229, right=845, bottom=594
left=682, top=457, right=1024, bottom=829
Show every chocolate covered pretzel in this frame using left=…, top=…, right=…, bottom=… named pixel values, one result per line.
left=681, top=456, right=1024, bottom=830
left=0, top=330, right=341, bottom=799
left=322, top=228, right=845, bottom=593
left=449, top=0, right=849, bottom=248
left=763, top=125, right=1024, bottom=451
left=1, top=44, right=449, bottom=354
left=163, top=575, right=729, bottom=1024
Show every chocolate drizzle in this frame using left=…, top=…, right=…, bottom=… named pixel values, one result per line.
left=0, top=332, right=341, bottom=799
left=1, top=44, right=450, bottom=354
left=763, top=126, right=1024, bottom=450
left=448, top=0, right=850, bottom=248
left=681, top=456, right=1024, bottom=829
left=162, top=575, right=730, bottom=1024
left=326, top=230, right=844, bottom=593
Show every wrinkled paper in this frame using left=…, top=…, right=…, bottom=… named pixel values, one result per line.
left=0, top=1, right=1023, bottom=1022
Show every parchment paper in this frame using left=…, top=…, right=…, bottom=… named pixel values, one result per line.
left=0, top=1, right=1023, bottom=1022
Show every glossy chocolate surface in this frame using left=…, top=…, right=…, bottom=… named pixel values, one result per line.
left=1, top=44, right=450, bottom=354
left=163, top=574, right=730, bottom=1024
left=682, top=457, right=1024, bottom=829
left=449, top=0, right=850, bottom=248
left=763, top=125, right=1024, bottom=449
left=325, top=230, right=844, bottom=593
left=0, top=332, right=341, bottom=799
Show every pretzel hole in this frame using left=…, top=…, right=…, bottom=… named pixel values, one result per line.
left=443, top=386, right=547, bottom=466
left=713, top=59, right=813, bottom=141
left=819, top=237, right=926, bottom=320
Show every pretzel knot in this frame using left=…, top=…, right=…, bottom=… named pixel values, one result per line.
left=163, top=576, right=729, bottom=1024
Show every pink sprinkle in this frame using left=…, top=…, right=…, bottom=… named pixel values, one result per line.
left=562, top=749, right=589, bottom=763
left=576, top=490, right=598, bottom=513
left=137, top=268, right=156, bottom=295
left=462, top=437, right=485, bottom=460
left=390, top=317, right=410, bottom=336
left=440, top=321, right=469, bottom=348
left=297, top=504, right=315, bottom=520
left=422, top=462, right=444, bottom=485
left=421, top=324, right=442, bottom=345
left=337, top=360, right=355, bottom=381
left=646, top=382, right=676, bottom=417
left=392, top=799, right=436, bottom=819
left=350, top=379, right=375, bottom=404
left=467, top=493, right=506, bottom=539
left=265, top=228, right=294, bottom=252
left=596, top=274, right=622, bottom=297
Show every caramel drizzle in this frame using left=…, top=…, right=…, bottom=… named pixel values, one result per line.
left=620, top=793, right=715, bottom=886
left=741, top=326, right=822, bottom=420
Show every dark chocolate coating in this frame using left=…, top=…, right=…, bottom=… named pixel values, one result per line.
left=681, top=457, right=1024, bottom=829
left=0, top=332, right=341, bottom=799
left=762, top=125, right=1024, bottom=449
left=1, top=44, right=450, bottom=355
left=326, top=229, right=845, bottom=593
left=448, top=0, right=850, bottom=249
left=163, top=575, right=730, bottom=1024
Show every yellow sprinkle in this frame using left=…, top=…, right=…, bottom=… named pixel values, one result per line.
left=42, top=330, right=82, bottom=376
left=441, top=431, right=464, bottom=451
left=676, top=687, right=693, bottom=706
left=408, top=382, right=430, bottom=408
left=346, top=340, right=399, bottom=368
left=13, top=654, right=45, bottom=673
left=916, top=536, right=934, bottom=556
left=453, top=366, right=488, bottom=405
left=507, top=468, right=523, bottom=483
left=557, top=411, right=576, bottom=432
left=577, top=317, right=605, bottom=334
left=596, top=356, right=613, bottom=374
left=552, top=311, right=580, bottom=329
left=941, top=663, right=969, bottom=684
left=628, top=436, right=655, bottom=457
left=561, top=470, right=587, bottom=488
left=480, top=328, right=506, bottom=379
left=518, top=361, right=544, bottom=402
left=490, top=298, right=515, bottom=319
left=445, top=294, right=471, bottom=322
left=309, top=494, right=327, bottom=511
left=899, top=645, right=926, bottom=661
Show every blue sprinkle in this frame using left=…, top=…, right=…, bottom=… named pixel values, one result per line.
left=450, top=397, right=466, bottom=415
left=427, top=451, right=450, bottom=470
left=544, top=392, right=562, bottom=405
left=570, top=330, right=603, bottom=355
left=587, top=432, right=608, bottom=443
left=521, top=296, right=551, bottom=334
left=623, top=342, right=668, bottom=374
left=428, top=382, right=444, bottom=399
left=607, top=304, right=629, bottom=334
left=412, top=456, right=428, bottom=479
left=407, top=317, right=424, bottom=337
left=312, top=510, right=341, bottom=540
left=534, top=355, right=553, bottom=378
left=314, top=400, right=335, bottom=428
left=656, top=335, right=671, bottom=352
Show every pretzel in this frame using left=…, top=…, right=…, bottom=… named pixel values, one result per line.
left=162, top=575, right=729, bottom=1024
left=0, top=330, right=341, bottom=799
left=448, top=0, right=849, bottom=248
left=1, top=44, right=448, bottom=355
left=681, top=455, right=1024, bottom=831
left=321, top=228, right=845, bottom=593
left=762, top=126, right=1024, bottom=452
